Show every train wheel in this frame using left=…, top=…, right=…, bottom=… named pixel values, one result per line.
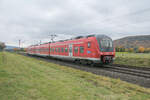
left=80, top=60, right=88, bottom=65
left=74, top=60, right=80, bottom=65
left=88, top=61, right=95, bottom=67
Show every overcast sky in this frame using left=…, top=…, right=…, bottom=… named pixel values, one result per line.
left=0, top=0, right=150, bottom=47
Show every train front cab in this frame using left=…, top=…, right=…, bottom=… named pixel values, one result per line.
left=96, top=35, right=115, bottom=64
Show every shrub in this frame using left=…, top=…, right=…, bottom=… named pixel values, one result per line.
left=138, top=46, right=145, bottom=53
left=129, top=48, right=134, bottom=52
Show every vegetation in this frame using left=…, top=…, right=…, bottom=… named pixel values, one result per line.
left=115, top=46, right=150, bottom=53
left=114, top=35, right=150, bottom=53
left=114, top=35, right=150, bottom=48
left=0, top=52, right=150, bottom=100
left=115, top=52, right=150, bottom=67
left=12, top=48, right=27, bottom=52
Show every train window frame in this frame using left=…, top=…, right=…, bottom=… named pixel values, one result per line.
left=80, top=46, right=84, bottom=53
left=87, top=42, right=91, bottom=48
left=74, top=47, right=78, bottom=53
left=58, top=48, right=60, bottom=52
left=55, top=48, right=57, bottom=52
left=61, top=48, right=64, bottom=52
left=65, top=48, right=68, bottom=52
left=57, top=48, right=58, bottom=52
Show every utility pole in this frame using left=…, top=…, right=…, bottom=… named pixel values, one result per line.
left=48, top=34, right=57, bottom=56
left=49, top=34, right=57, bottom=42
left=19, top=40, right=21, bottom=49
left=40, top=40, right=42, bottom=45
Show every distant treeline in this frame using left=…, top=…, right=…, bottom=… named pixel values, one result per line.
left=11, top=48, right=27, bottom=52
left=115, top=46, right=150, bottom=53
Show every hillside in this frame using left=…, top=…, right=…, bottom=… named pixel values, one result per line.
left=114, top=35, right=150, bottom=48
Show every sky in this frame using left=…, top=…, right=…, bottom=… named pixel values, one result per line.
left=0, top=0, right=150, bottom=47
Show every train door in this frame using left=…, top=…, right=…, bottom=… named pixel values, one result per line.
left=69, top=44, right=73, bottom=56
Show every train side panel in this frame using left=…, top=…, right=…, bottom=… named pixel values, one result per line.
left=27, top=35, right=115, bottom=64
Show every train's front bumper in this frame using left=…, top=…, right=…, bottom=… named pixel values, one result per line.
left=101, top=55, right=114, bottom=64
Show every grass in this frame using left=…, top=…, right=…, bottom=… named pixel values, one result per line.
left=115, top=52, right=150, bottom=67
left=0, top=52, right=150, bottom=100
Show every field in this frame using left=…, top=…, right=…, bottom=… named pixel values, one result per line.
left=0, top=52, right=150, bottom=100
left=115, top=52, right=150, bottom=67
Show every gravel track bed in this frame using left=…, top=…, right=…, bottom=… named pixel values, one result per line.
left=103, top=65, right=150, bottom=78
left=21, top=53, right=150, bottom=88
left=112, top=64, right=150, bottom=71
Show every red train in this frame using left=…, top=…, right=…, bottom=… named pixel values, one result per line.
left=27, top=34, right=115, bottom=65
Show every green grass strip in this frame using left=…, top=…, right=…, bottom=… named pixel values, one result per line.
left=0, top=52, right=150, bottom=100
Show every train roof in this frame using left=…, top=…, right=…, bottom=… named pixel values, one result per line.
left=95, top=34, right=112, bottom=39
left=29, top=34, right=111, bottom=47
left=58, top=34, right=110, bottom=41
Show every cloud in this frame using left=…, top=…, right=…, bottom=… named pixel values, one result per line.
left=0, top=0, right=150, bottom=47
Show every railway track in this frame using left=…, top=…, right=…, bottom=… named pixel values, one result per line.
left=103, top=65, right=150, bottom=79
left=19, top=52, right=150, bottom=88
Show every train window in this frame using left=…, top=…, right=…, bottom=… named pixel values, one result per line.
left=53, top=48, right=54, bottom=52
left=88, top=42, right=91, bottom=48
left=74, top=47, right=78, bottom=53
left=58, top=48, right=60, bottom=52
left=55, top=48, right=57, bottom=52
left=57, top=48, right=58, bottom=52
left=80, top=46, right=84, bottom=53
left=61, top=48, right=64, bottom=52
left=65, top=48, right=68, bottom=52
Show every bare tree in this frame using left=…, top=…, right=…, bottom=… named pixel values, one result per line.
left=0, top=42, right=6, bottom=51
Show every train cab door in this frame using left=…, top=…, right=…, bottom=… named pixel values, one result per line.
left=69, top=44, right=73, bottom=56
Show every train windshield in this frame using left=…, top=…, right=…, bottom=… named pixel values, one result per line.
left=100, top=39, right=113, bottom=52
left=100, top=39, right=113, bottom=48
left=96, top=35, right=114, bottom=52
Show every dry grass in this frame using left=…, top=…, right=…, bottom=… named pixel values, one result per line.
left=115, top=52, right=150, bottom=67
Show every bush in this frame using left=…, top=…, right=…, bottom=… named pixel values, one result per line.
left=129, top=48, right=134, bottom=52
left=115, top=47, right=125, bottom=52
left=145, top=48, right=150, bottom=53
left=138, top=46, right=145, bottom=53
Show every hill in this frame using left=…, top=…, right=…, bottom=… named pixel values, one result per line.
left=114, top=35, right=150, bottom=48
